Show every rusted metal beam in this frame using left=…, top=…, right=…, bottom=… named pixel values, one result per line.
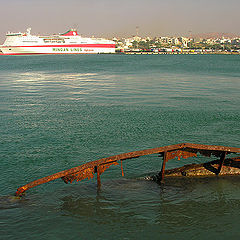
left=160, top=151, right=169, bottom=183
left=121, top=160, right=124, bottom=176
left=96, top=167, right=101, bottom=189
left=15, top=143, right=240, bottom=196
left=217, top=152, right=227, bottom=175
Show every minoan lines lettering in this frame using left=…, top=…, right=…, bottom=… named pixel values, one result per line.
left=52, top=48, right=82, bottom=52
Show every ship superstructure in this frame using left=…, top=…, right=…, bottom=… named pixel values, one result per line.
left=0, top=28, right=115, bottom=55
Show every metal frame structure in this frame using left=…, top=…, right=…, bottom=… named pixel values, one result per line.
left=15, top=143, right=240, bottom=196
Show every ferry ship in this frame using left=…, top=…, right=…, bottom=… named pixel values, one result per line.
left=0, top=28, right=115, bottom=55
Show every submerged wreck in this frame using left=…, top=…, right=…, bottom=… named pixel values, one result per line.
left=15, top=143, right=240, bottom=196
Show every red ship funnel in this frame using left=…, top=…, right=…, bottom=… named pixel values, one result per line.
left=61, top=29, right=78, bottom=36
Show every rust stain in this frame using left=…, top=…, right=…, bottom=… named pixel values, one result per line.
left=61, top=167, right=95, bottom=184
left=167, top=149, right=197, bottom=161
left=15, top=143, right=240, bottom=196
left=99, top=161, right=119, bottom=175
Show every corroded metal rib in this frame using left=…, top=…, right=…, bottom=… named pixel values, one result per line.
left=15, top=143, right=240, bottom=196
left=154, top=157, right=240, bottom=180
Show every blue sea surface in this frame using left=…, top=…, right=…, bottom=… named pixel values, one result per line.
left=0, top=54, right=240, bottom=239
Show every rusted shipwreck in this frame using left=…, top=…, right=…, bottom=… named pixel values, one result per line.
left=15, top=143, right=240, bottom=196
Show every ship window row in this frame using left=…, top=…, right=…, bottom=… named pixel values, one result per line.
left=23, top=41, right=38, bottom=43
left=44, top=39, right=65, bottom=43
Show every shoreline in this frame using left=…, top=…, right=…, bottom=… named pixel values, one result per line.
left=0, top=52, right=239, bottom=56
left=122, top=51, right=240, bottom=55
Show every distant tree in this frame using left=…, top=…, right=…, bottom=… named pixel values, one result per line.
left=138, top=41, right=150, bottom=50
left=211, top=44, right=222, bottom=50
left=223, top=44, right=231, bottom=51
left=155, top=42, right=163, bottom=48
left=132, top=41, right=138, bottom=49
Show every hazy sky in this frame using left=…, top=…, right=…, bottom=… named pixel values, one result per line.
left=0, top=0, right=239, bottom=42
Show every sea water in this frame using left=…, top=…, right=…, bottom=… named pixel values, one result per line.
left=0, top=54, right=240, bottom=239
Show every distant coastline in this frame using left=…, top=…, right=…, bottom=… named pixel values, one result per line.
left=114, top=34, right=240, bottom=55
left=119, top=50, right=240, bottom=55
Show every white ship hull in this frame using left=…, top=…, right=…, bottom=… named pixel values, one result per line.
left=0, top=28, right=115, bottom=55
left=0, top=45, right=115, bottom=55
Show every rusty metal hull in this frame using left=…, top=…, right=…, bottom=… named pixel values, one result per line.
left=15, top=143, right=240, bottom=196
left=151, top=157, right=240, bottom=182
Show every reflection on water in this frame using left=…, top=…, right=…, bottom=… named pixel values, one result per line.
left=1, top=65, right=239, bottom=110
left=34, top=177, right=239, bottom=239
left=14, top=72, right=98, bottom=81
left=0, top=195, right=29, bottom=209
left=2, top=71, right=121, bottom=102
left=58, top=177, right=240, bottom=224
left=1, top=172, right=240, bottom=239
